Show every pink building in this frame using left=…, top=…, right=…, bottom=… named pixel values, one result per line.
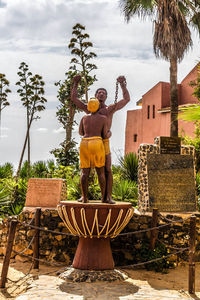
left=125, top=64, right=199, bottom=154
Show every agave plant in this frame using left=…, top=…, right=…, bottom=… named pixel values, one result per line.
left=0, top=162, right=14, bottom=178
left=0, top=178, right=27, bottom=217
left=19, top=160, right=33, bottom=179
left=112, top=179, right=138, bottom=206
left=32, top=161, right=48, bottom=178
left=118, top=152, right=138, bottom=182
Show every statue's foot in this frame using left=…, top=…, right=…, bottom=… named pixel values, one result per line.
left=78, top=197, right=88, bottom=203
left=102, top=197, right=115, bottom=204
left=83, top=198, right=89, bottom=203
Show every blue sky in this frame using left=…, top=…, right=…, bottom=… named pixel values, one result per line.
left=0, top=0, right=199, bottom=169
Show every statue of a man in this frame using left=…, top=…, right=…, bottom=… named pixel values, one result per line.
left=79, top=97, right=110, bottom=203
left=71, top=75, right=130, bottom=204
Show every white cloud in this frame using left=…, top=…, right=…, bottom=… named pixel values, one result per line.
left=1, top=127, right=9, bottom=131
left=0, top=135, right=8, bottom=138
left=36, top=127, right=48, bottom=132
left=53, top=127, right=65, bottom=134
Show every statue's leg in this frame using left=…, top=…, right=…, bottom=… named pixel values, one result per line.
left=80, top=168, right=90, bottom=203
left=103, top=154, right=115, bottom=204
left=95, top=166, right=106, bottom=201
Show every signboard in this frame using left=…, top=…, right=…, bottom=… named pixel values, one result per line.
left=25, top=178, right=67, bottom=208
left=160, top=136, right=181, bottom=154
left=147, top=154, right=196, bottom=212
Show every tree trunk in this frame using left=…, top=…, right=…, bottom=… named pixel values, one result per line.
left=65, top=102, right=76, bottom=148
left=15, top=111, right=34, bottom=181
left=27, top=107, right=31, bottom=178
left=170, top=56, right=178, bottom=137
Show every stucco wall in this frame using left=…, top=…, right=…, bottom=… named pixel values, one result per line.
left=125, top=65, right=199, bottom=154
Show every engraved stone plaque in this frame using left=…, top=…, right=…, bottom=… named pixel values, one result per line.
left=160, top=136, right=181, bottom=154
left=147, top=154, right=196, bottom=212
left=25, top=178, right=67, bottom=208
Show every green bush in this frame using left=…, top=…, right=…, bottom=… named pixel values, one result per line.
left=0, top=163, right=14, bottom=178
left=181, top=126, right=200, bottom=172
left=139, top=241, right=174, bottom=273
left=0, top=178, right=27, bottom=217
left=118, top=152, right=138, bottom=182
left=112, top=179, right=138, bottom=206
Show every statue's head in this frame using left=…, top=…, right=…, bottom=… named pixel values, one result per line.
left=87, top=97, right=100, bottom=113
left=95, top=88, right=107, bottom=104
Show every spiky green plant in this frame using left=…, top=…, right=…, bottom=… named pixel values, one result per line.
left=0, top=163, right=14, bottom=178
left=112, top=179, right=138, bottom=205
left=0, top=178, right=27, bottom=217
left=32, top=161, right=48, bottom=178
left=118, top=152, right=138, bottom=182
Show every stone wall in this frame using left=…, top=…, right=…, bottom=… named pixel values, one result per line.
left=1, top=209, right=200, bottom=267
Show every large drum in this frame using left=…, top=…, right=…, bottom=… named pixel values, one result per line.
left=57, top=201, right=134, bottom=270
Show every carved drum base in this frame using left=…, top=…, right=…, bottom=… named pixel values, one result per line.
left=57, top=201, right=134, bottom=271
left=73, top=237, right=114, bottom=270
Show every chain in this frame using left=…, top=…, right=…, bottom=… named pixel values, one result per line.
left=114, top=77, right=127, bottom=104
left=119, top=247, right=189, bottom=269
left=114, top=81, right=119, bottom=104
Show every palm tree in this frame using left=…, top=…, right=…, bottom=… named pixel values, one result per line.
left=120, top=0, right=200, bottom=137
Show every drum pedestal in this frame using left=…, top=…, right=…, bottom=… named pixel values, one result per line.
left=73, top=237, right=114, bottom=270
left=57, top=201, right=134, bottom=276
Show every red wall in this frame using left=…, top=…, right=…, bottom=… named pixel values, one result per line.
left=125, top=64, right=199, bottom=154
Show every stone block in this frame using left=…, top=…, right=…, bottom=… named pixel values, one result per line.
left=25, top=178, right=67, bottom=208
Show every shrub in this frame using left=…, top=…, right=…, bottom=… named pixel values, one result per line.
left=112, top=179, right=138, bottom=206
left=0, top=163, right=14, bottom=178
left=118, top=152, right=138, bottom=182
left=0, top=178, right=27, bottom=217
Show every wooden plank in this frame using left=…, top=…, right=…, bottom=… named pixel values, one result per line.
left=150, top=208, right=158, bottom=250
left=33, top=208, right=41, bottom=269
left=188, top=216, right=196, bottom=294
left=0, top=220, right=18, bottom=288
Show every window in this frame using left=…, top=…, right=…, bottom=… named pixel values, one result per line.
left=134, top=134, right=137, bottom=142
left=153, top=105, right=155, bottom=119
left=147, top=105, right=150, bottom=119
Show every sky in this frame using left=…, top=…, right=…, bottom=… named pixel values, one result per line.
left=0, top=0, right=199, bottom=170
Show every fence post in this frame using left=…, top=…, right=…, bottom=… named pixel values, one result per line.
left=188, top=215, right=196, bottom=294
left=33, top=208, right=41, bottom=269
left=0, top=219, right=18, bottom=288
left=150, top=208, right=159, bottom=250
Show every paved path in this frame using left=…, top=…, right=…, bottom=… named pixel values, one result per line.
left=15, top=275, right=198, bottom=300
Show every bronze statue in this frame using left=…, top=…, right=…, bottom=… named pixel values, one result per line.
left=71, top=75, right=130, bottom=204
left=79, top=98, right=110, bottom=203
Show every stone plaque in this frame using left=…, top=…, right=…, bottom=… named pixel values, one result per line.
left=160, top=136, right=181, bottom=154
left=147, top=154, right=196, bottom=212
left=25, top=178, right=67, bottom=208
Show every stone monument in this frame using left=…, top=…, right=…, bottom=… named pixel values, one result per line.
left=138, top=136, right=197, bottom=212
left=25, top=178, right=67, bottom=209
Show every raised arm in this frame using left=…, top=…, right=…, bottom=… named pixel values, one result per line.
left=108, top=76, right=130, bottom=113
left=71, top=75, right=89, bottom=113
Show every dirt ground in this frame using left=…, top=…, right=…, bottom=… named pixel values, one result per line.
left=0, top=259, right=200, bottom=299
